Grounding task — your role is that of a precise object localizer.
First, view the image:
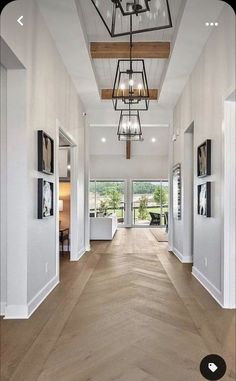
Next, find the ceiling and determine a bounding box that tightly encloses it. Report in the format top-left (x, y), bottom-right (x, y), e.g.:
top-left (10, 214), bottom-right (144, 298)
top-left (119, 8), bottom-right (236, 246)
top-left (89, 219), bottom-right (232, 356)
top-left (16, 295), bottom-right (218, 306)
top-left (89, 126), bottom-right (169, 156)
top-left (78, 0), bottom-right (183, 42)
top-left (78, 0), bottom-right (184, 91)
top-left (37, 0), bottom-right (224, 155)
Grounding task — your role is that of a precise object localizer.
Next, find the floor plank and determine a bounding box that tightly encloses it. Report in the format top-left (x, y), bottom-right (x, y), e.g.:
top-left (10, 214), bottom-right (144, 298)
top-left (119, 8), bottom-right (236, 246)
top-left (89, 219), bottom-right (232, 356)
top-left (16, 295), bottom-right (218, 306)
top-left (1, 229), bottom-right (235, 381)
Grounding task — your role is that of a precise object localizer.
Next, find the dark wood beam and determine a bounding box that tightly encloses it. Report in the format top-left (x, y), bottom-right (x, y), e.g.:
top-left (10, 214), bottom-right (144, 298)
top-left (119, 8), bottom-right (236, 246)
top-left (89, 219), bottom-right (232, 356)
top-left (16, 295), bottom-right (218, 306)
top-left (126, 141), bottom-right (131, 160)
top-left (101, 89), bottom-right (158, 100)
top-left (91, 42), bottom-right (170, 59)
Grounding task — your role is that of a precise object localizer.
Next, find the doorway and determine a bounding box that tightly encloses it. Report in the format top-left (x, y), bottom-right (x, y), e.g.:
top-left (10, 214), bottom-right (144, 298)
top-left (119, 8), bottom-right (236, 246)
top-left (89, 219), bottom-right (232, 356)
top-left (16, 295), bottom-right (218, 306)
top-left (223, 90), bottom-right (236, 308)
top-left (183, 122), bottom-right (194, 262)
top-left (57, 127), bottom-right (76, 272)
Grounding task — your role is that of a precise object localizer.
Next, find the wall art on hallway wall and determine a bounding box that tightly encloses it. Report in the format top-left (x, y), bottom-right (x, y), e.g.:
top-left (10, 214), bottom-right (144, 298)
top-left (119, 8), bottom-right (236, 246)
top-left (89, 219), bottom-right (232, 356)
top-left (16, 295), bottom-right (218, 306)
top-left (38, 179), bottom-right (54, 219)
top-left (38, 130), bottom-right (54, 175)
top-left (173, 163), bottom-right (181, 220)
top-left (197, 139), bottom-right (211, 177)
top-left (197, 182), bottom-right (211, 217)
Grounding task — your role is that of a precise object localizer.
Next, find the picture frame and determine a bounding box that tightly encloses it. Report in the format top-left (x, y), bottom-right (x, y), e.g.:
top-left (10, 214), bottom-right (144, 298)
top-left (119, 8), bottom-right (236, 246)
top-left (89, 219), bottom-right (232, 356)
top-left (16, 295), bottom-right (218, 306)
top-left (173, 163), bottom-right (181, 220)
top-left (197, 139), bottom-right (211, 177)
top-left (198, 182), bottom-right (211, 217)
top-left (38, 179), bottom-right (54, 219)
top-left (38, 130), bottom-right (54, 175)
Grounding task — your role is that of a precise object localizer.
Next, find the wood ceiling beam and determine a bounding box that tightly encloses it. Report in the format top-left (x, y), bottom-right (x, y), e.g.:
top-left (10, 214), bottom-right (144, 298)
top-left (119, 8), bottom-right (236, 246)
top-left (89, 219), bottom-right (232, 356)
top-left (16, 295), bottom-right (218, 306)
top-left (91, 42), bottom-right (170, 59)
top-left (101, 89), bottom-right (158, 100)
top-left (126, 141), bottom-right (131, 160)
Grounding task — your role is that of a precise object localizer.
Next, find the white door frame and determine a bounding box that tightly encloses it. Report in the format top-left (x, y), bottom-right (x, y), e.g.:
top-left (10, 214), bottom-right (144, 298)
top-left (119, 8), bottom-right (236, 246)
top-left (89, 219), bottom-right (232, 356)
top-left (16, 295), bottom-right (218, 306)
top-left (222, 88), bottom-right (236, 308)
top-left (0, 65), bottom-right (7, 315)
top-left (56, 120), bottom-right (77, 271)
top-left (182, 122), bottom-right (194, 263)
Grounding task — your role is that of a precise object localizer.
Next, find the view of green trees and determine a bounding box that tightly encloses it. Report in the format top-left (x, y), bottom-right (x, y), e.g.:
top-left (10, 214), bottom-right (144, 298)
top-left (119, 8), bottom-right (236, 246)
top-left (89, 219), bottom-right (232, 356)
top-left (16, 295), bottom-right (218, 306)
top-left (90, 182), bottom-right (123, 196)
top-left (106, 187), bottom-right (121, 213)
top-left (133, 182), bottom-right (157, 194)
top-left (90, 181), bottom-right (166, 195)
top-left (90, 181), bottom-right (169, 222)
top-left (138, 195), bottom-right (149, 220)
top-left (96, 186), bottom-right (122, 215)
top-left (153, 185), bottom-right (168, 206)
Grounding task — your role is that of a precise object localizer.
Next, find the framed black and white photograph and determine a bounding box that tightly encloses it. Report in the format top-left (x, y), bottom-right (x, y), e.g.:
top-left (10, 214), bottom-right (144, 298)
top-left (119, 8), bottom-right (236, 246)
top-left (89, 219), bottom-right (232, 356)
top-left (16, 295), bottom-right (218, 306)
top-left (38, 179), bottom-right (54, 219)
top-left (198, 182), bottom-right (211, 217)
top-left (173, 163), bottom-right (181, 220)
top-left (197, 139), bottom-right (211, 177)
top-left (38, 130), bottom-right (54, 175)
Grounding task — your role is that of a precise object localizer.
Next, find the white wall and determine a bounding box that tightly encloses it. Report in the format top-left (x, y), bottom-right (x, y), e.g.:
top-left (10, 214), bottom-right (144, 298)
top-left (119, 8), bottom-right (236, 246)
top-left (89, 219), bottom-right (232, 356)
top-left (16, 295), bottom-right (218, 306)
top-left (0, 65), bottom-right (7, 315)
top-left (90, 126), bottom-right (169, 180)
top-left (1, 0), bottom-right (86, 318)
top-left (170, 4), bottom-right (235, 305)
top-left (90, 155), bottom-right (168, 180)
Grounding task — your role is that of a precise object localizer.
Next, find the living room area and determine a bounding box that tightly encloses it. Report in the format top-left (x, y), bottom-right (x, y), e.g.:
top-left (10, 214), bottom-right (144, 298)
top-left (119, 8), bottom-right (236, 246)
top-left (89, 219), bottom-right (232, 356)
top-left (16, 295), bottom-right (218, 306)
top-left (89, 125), bottom-right (170, 241)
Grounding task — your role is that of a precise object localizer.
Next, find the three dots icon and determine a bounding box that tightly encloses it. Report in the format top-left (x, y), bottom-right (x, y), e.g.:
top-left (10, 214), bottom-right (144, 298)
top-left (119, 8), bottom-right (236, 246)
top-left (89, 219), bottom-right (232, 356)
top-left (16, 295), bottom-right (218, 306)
top-left (205, 22), bottom-right (219, 26)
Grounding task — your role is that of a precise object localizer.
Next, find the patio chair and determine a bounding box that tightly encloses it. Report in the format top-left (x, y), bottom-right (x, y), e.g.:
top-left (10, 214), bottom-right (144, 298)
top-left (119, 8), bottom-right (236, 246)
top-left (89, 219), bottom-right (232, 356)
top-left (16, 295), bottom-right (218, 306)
top-left (149, 212), bottom-right (161, 226)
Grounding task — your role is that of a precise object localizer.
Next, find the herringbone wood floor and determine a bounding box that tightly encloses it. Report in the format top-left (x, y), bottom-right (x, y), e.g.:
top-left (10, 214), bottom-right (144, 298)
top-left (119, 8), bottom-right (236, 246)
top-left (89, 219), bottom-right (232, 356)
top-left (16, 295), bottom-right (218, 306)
top-left (1, 229), bottom-right (235, 380)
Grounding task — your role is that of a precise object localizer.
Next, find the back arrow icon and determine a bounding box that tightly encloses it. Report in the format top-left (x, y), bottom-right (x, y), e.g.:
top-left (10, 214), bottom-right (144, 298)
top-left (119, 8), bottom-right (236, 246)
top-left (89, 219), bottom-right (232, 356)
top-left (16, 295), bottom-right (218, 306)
top-left (17, 16), bottom-right (24, 26)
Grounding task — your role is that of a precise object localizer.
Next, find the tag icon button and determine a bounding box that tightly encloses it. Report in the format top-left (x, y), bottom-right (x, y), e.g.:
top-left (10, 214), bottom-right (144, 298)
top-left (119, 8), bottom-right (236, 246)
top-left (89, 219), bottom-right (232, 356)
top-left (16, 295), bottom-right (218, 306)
top-left (208, 363), bottom-right (218, 373)
top-left (200, 354), bottom-right (226, 380)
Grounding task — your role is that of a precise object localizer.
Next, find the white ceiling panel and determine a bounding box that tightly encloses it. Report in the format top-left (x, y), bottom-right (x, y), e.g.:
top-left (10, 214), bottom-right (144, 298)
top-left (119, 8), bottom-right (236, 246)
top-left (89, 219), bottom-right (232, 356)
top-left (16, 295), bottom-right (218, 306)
top-left (93, 58), bottom-right (167, 89)
top-left (37, 0), bottom-right (225, 131)
top-left (89, 126), bottom-right (169, 156)
top-left (78, 0), bottom-right (184, 42)
top-left (78, 0), bottom-right (185, 93)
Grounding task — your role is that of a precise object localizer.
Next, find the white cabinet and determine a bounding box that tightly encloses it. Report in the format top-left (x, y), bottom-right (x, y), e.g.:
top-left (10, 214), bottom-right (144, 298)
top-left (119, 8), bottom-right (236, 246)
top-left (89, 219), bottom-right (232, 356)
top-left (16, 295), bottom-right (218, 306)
top-left (90, 215), bottom-right (118, 240)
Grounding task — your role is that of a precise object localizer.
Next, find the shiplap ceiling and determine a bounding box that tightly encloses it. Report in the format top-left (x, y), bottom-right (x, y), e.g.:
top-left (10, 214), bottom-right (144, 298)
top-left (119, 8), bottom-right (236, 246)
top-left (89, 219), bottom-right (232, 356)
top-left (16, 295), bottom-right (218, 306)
top-left (94, 58), bottom-right (166, 89)
top-left (79, 0), bottom-right (183, 42)
top-left (37, 0), bottom-right (224, 127)
top-left (79, 0), bottom-right (184, 91)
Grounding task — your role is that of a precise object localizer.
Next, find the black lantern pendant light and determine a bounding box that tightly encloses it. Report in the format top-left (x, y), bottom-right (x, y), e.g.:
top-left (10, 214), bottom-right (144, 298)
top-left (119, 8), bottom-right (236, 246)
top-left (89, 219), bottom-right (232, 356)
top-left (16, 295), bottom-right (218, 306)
top-left (90, 0), bottom-right (172, 37)
top-left (112, 16), bottom-right (149, 111)
top-left (117, 0), bottom-right (150, 15)
top-left (112, 58), bottom-right (150, 111)
top-left (117, 108), bottom-right (143, 141)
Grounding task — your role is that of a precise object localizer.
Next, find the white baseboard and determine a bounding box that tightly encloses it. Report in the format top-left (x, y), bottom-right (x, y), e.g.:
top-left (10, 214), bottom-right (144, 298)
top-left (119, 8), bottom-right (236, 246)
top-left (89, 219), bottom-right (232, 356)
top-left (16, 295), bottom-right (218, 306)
top-left (27, 275), bottom-right (59, 317)
top-left (71, 247), bottom-right (86, 262)
top-left (172, 247), bottom-right (193, 263)
top-left (4, 304), bottom-right (29, 319)
top-left (0, 302), bottom-right (6, 316)
top-left (168, 244), bottom-right (173, 252)
top-left (192, 266), bottom-right (223, 307)
top-left (4, 275), bottom-right (59, 319)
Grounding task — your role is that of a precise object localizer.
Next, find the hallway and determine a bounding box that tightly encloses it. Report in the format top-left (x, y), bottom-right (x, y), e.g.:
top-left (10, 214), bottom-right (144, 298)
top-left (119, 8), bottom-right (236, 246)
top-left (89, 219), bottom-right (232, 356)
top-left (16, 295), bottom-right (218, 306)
top-left (2, 229), bottom-right (235, 381)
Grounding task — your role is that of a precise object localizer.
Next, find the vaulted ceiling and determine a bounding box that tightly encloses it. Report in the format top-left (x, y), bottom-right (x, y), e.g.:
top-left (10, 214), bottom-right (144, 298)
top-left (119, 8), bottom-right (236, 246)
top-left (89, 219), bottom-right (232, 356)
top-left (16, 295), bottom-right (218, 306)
top-left (78, 0), bottom-right (183, 98)
top-left (37, 0), bottom-right (224, 157)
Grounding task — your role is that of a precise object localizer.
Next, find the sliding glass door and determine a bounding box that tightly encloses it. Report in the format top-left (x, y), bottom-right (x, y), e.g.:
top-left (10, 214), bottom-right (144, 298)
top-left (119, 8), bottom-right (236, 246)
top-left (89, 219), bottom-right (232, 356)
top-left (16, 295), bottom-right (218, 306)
top-left (132, 180), bottom-right (169, 227)
top-left (89, 180), bottom-right (126, 225)
top-left (89, 179), bottom-right (168, 229)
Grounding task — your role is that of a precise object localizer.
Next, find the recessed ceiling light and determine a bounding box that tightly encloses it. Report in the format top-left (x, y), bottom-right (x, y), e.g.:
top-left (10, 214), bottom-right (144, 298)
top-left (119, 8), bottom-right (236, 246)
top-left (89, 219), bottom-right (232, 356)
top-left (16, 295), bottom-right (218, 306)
top-left (205, 22), bottom-right (210, 26)
top-left (151, 137), bottom-right (156, 143)
top-left (215, 22), bottom-right (219, 26)
top-left (101, 137), bottom-right (106, 143)
top-left (210, 22), bottom-right (214, 26)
